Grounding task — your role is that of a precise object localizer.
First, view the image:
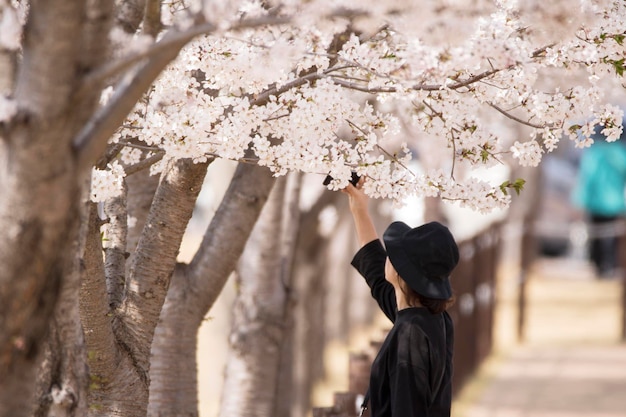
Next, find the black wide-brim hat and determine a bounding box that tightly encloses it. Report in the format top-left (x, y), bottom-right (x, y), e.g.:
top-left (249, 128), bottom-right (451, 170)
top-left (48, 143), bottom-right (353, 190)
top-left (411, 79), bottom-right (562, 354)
top-left (383, 221), bottom-right (459, 300)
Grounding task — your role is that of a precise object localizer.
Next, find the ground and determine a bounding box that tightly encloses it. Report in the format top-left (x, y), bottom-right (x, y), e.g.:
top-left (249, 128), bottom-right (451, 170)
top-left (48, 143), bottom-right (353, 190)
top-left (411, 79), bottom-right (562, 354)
top-left (454, 256), bottom-right (626, 417)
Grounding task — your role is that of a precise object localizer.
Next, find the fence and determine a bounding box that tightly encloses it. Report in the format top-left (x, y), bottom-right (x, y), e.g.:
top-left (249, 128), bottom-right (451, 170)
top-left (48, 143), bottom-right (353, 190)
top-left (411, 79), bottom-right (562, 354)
top-left (312, 223), bottom-right (502, 417)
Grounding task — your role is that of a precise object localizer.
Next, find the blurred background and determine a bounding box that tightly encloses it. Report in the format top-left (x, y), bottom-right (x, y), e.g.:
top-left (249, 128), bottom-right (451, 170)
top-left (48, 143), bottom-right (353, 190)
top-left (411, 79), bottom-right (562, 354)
top-left (180, 134), bottom-right (626, 416)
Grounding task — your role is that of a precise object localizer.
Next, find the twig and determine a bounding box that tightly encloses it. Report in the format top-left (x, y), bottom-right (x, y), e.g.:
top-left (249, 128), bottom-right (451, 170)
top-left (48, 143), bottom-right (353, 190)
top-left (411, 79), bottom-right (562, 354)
top-left (345, 119), bottom-right (417, 177)
top-left (450, 130), bottom-right (456, 181)
top-left (331, 78), bottom-right (398, 93)
top-left (487, 102), bottom-right (549, 129)
top-left (124, 151), bottom-right (166, 176)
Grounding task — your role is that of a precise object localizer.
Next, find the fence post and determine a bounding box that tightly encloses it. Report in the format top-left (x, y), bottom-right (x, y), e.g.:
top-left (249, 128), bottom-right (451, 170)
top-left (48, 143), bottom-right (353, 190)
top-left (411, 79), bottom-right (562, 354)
top-left (448, 238), bottom-right (477, 393)
top-left (348, 352), bottom-right (371, 417)
top-left (312, 407), bottom-right (334, 417)
top-left (333, 392), bottom-right (358, 416)
top-left (618, 220), bottom-right (626, 341)
top-left (474, 225), bottom-right (499, 365)
top-left (517, 218), bottom-right (536, 343)
top-left (348, 352), bottom-right (370, 396)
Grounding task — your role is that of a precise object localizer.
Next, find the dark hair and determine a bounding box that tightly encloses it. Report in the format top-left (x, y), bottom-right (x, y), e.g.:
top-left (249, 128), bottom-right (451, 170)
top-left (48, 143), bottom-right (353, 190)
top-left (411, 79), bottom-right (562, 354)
top-left (399, 279), bottom-right (455, 314)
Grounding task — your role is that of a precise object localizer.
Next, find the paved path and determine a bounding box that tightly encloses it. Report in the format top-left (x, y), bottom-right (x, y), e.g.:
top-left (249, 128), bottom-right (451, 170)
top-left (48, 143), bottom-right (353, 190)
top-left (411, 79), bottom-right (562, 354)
top-left (453, 257), bottom-right (626, 417)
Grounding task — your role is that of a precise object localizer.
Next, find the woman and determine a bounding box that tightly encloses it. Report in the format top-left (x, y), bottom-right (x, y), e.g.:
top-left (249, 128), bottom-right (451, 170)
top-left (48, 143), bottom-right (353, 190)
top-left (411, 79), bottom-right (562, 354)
top-left (343, 179), bottom-right (458, 417)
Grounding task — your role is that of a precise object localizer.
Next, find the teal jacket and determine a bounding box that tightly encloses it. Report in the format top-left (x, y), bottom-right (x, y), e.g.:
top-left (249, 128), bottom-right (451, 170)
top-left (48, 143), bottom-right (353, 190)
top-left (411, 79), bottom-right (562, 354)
top-left (573, 140), bottom-right (626, 216)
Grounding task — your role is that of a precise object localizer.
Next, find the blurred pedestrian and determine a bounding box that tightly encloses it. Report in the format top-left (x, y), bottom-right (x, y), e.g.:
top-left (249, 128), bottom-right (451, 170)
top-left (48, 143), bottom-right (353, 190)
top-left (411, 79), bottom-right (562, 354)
top-left (342, 178), bottom-right (458, 417)
top-left (573, 124), bottom-right (626, 278)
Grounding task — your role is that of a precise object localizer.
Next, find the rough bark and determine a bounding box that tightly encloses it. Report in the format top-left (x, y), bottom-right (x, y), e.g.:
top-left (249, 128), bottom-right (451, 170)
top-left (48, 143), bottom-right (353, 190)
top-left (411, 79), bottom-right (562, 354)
top-left (116, 0), bottom-right (147, 33)
top-left (273, 173), bottom-right (303, 417)
top-left (79, 203), bottom-right (131, 416)
top-left (104, 187), bottom-right (129, 309)
top-left (0, 2), bottom-right (89, 415)
top-left (0, 0), bottom-right (16, 95)
top-left (146, 265), bottom-right (201, 417)
top-left (282, 190), bottom-right (342, 417)
top-left (0, 2), bottom-right (116, 413)
top-left (219, 176), bottom-right (290, 417)
top-left (187, 162), bottom-right (277, 315)
top-left (125, 168), bottom-right (160, 273)
top-left (147, 161), bottom-right (276, 416)
top-left (143, 0), bottom-right (162, 37)
top-left (82, 158), bottom-right (207, 417)
top-left (33, 190), bottom-right (91, 417)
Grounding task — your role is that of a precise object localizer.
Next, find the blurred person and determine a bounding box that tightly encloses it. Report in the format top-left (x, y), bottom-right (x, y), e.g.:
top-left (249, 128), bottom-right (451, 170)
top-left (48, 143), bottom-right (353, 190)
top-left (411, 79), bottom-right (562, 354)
top-left (342, 178), bottom-right (458, 417)
top-left (573, 124), bottom-right (626, 278)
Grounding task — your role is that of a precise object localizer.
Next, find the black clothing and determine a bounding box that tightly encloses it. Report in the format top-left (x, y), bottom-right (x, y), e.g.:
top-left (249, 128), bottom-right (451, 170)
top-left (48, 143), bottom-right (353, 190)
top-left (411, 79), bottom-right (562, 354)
top-left (351, 239), bottom-right (454, 417)
top-left (589, 214), bottom-right (619, 277)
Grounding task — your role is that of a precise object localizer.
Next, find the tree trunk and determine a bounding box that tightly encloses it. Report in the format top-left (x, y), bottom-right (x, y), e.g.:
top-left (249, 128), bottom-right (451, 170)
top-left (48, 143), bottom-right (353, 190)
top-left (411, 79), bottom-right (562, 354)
top-left (146, 265), bottom-right (202, 417)
top-left (272, 173), bottom-right (303, 417)
top-left (75, 158), bottom-right (207, 417)
top-left (282, 191), bottom-right (341, 417)
top-left (33, 191), bottom-right (91, 417)
top-left (147, 162), bottom-right (276, 416)
top-left (0, 1), bottom-right (90, 413)
top-left (218, 176), bottom-right (292, 417)
top-left (0, 2), bottom-right (118, 414)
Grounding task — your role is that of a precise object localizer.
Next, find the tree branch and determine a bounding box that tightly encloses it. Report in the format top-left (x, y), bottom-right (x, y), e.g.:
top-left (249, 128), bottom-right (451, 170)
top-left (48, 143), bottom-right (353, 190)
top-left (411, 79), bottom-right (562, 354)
top-left (14, 0), bottom-right (84, 117)
top-left (115, 0), bottom-right (146, 33)
top-left (73, 34), bottom-right (192, 173)
top-left (251, 71), bottom-right (327, 106)
top-left (0, 49), bottom-right (16, 96)
top-left (142, 0), bottom-right (161, 38)
top-left (487, 102), bottom-right (549, 129)
top-left (330, 42), bottom-right (556, 96)
top-left (103, 186), bottom-right (129, 309)
top-left (78, 0), bottom-right (114, 75)
top-left (124, 150), bottom-right (165, 175)
top-left (116, 157), bottom-right (209, 374)
top-left (80, 13), bottom-right (297, 92)
top-left (332, 68), bottom-right (503, 94)
top-left (73, 11), bottom-right (304, 175)
top-left (79, 203), bottom-right (120, 397)
top-left (187, 161), bottom-right (276, 318)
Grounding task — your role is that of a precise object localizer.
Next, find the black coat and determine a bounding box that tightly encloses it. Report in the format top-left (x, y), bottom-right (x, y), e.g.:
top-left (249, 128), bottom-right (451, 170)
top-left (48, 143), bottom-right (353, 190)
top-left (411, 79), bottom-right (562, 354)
top-left (351, 239), bottom-right (454, 417)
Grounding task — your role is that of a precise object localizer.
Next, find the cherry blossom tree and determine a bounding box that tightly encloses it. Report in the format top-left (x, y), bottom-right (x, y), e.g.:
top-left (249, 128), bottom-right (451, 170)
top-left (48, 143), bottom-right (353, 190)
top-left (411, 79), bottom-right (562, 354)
top-left (0, 0), bottom-right (625, 416)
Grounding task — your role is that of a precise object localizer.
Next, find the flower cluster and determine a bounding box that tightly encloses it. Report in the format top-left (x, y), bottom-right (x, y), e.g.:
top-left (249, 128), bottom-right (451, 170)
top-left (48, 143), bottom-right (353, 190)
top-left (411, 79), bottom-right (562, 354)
top-left (89, 0), bottom-right (626, 212)
top-left (90, 161), bottom-right (126, 203)
top-left (0, 95), bottom-right (17, 123)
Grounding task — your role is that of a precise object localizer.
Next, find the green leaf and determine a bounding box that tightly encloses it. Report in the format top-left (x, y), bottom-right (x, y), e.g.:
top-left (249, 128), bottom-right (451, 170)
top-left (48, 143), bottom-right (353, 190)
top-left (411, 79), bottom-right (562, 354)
top-left (499, 180), bottom-right (510, 196)
top-left (568, 124), bottom-right (582, 134)
top-left (612, 58), bottom-right (625, 76)
top-left (499, 178), bottom-right (526, 196)
top-left (512, 178), bottom-right (526, 195)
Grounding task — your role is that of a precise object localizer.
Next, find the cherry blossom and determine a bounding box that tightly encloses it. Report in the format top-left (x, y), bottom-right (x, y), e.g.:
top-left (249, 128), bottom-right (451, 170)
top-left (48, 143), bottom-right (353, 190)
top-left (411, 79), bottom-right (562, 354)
top-left (86, 0), bottom-right (626, 212)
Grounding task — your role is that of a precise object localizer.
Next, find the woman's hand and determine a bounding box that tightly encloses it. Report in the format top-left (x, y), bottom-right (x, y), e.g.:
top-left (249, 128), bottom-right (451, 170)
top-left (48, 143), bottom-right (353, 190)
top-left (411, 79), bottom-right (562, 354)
top-left (342, 177), bottom-right (378, 246)
top-left (341, 176), bottom-right (369, 214)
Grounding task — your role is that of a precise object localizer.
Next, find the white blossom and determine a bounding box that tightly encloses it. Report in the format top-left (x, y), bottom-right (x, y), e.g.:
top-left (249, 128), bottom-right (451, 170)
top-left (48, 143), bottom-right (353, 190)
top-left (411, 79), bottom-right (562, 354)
top-left (87, 0), bottom-right (626, 213)
top-left (90, 162), bottom-right (126, 203)
top-left (0, 5), bottom-right (21, 50)
top-left (510, 140), bottom-right (543, 167)
top-left (0, 95), bottom-right (17, 122)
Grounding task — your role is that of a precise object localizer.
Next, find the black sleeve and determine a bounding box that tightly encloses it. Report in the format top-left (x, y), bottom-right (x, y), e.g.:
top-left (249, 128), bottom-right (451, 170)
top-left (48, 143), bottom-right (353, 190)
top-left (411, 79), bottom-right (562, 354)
top-left (351, 239), bottom-right (397, 322)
